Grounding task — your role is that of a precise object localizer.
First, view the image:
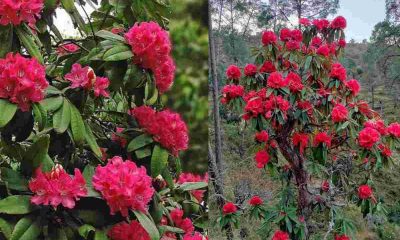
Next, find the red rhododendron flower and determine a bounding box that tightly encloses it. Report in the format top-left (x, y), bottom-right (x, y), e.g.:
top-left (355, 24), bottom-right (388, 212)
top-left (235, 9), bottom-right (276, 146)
top-left (221, 84), bottom-right (244, 104)
top-left (338, 39), bottom-right (347, 48)
top-left (244, 64), bottom-right (258, 76)
top-left (262, 30), bottom-right (277, 45)
top-left (345, 79), bottom-right (360, 96)
top-left (330, 62), bottom-right (347, 82)
top-left (222, 202), bottom-right (237, 215)
top-left (108, 221), bottom-right (150, 240)
top-left (265, 95), bottom-right (290, 117)
top-left (317, 44), bottom-right (330, 57)
top-left (311, 36), bottom-right (322, 47)
top-left (286, 40), bottom-right (300, 51)
top-left (111, 27), bottom-right (125, 34)
top-left (177, 173), bottom-right (208, 202)
top-left (65, 63), bottom-right (110, 98)
top-left (299, 18), bottom-right (310, 26)
top-left (0, 53), bottom-right (48, 111)
top-left (57, 43), bottom-right (80, 56)
top-left (331, 16), bottom-right (347, 29)
top-left (111, 127), bottom-right (127, 147)
top-left (331, 103), bottom-right (348, 123)
top-left (287, 72), bottom-right (303, 92)
top-left (378, 144), bottom-right (392, 157)
top-left (260, 61), bottom-right (276, 73)
top-left (125, 21), bottom-right (175, 93)
top-left (254, 150), bottom-right (269, 168)
top-left (358, 127), bottom-right (380, 149)
top-left (244, 97), bottom-right (264, 118)
top-left (0, 0), bottom-right (43, 27)
top-left (387, 122), bottom-right (400, 138)
top-left (29, 164), bottom-right (87, 209)
top-left (280, 28), bottom-right (292, 41)
top-left (335, 234), bottom-right (350, 240)
top-left (314, 132), bottom-right (332, 147)
top-left (312, 19), bottom-right (330, 31)
top-left (297, 100), bottom-right (313, 116)
top-left (321, 180), bottom-right (330, 192)
top-left (267, 72), bottom-right (289, 89)
top-left (364, 120), bottom-right (387, 135)
top-left (358, 185), bottom-right (372, 199)
top-left (226, 65), bottom-right (241, 80)
top-left (92, 156), bottom-right (155, 216)
top-left (183, 232), bottom-right (208, 240)
top-left (171, 208), bottom-right (195, 233)
top-left (130, 106), bottom-right (189, 156)
top-left (249, 196), bottom-right (263, 206)
top-left (291, 29), bottom-right (303, 42)
top-left (292, 132), bottom-right (309, 154)
top-left (272, 230), bottom-right (289, 240)
top-left (255, 130), bottom-right (269, 143)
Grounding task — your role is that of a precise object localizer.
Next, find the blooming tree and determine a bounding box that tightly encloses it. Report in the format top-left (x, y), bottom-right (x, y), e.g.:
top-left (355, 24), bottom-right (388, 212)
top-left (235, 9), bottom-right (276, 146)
top-left (220, 16), bottom-right (400, 239)
top-left (0, 0), bottom-right (207, 239)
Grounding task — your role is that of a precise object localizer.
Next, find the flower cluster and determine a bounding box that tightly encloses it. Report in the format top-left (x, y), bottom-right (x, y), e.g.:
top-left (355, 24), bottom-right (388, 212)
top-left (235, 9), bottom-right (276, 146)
top-left (65, 63), bottom-right (110, 98)
top-left (130, 106), bottom-right (188, 156)
top-left (92, 156), bottom-right (155, 217)
top-left (125, 21), bottom-right (175, 93)
top-left (387, 122), bottom-right (400, 138)
top-left (177, 172), bottom-right (208, 202)
top-left (292, 132), bottom-right (309, 154)
top-left (287, 72), bottom-right (303, 92)
top-left (345, 79), bottom-right (360, 96)
top-left (221, 84), bottom-right (244, 104)
top-left (272, 230), bottom-right (289, 240)
top-left (222, 202), bottom-right (237, 215)
top-left (254, 150), bottom-right (269, 168)
top-left (0, 53), bottom-right (48, 111)
top-left (280, 28), bottom-right (303, 51)
top-left (255, 130), bottom-right (269, 143)
top-left (29, 164), bottom-right (87, 209)
top-left (358, 127), bottom-right (380, 149)
top-left (56, 43), bottom-right (80, 56)
top-left (330, 62), bottom-right (347, 82)
top-left (262, 30), bottom-right (277, 45)
top-left (225, 65), bottom-right (241, 80)
top-left (0, 0), bottom-right (43, 27)
top-left (244, 64), bottom-right (258, 76)
top-left (249, 196), bottom-right (263, 206)
top-left (314, 132), bottom-right (332, 148)
top-left (331, 103), bottom-right (348, 123)
top-left (358, 185), bottom-right (373, 200)
top-left (170, 208), bottom-right (195, 234)
top-left (267, 72), bottom-right (289, 89)
top-left (335, 234), bottom-right (350, 240)
top-left (108, 221), bottom-right (150, 240)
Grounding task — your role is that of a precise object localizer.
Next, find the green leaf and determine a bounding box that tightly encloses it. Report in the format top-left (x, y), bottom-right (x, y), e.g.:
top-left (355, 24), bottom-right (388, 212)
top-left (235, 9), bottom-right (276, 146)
top-left (94, 230), bottom-right (108, 240)
top-left (151, 145), bottom-right (169, 177)
top-left (103, 45), bottom-right (133, 61)
top-left (70, 104), bottom-right (86, 145)
top-left (304, 56), bottom-right (312, 71)
top-left (179, 182), bottom-right (208, 191)
top-left (1, 167), bottom-right (28, 191)
top-left (127, 134), bottom-right (153, 152)
top-left (78, 224), bottom-right (95, 239)
top-left (10, 216), bottom-right (41, 240)
top-left (0, 25), bottom-right (13, 58)
top-left (135, 147), bottom-right (152, 159)
top-left (0, 99), bottom-right (17, 128)
top-left (96, 30), bottom-right (126, 42)
top-left (84, 122), bottom-right (102, 158)
top-left (32, 103), bottom-right (47, 131)
top-left (53, 99), bottom-right (71, 133)
top-left (0, 196), bottom-right (35, 214)
top-left (15, 26), bottom-right (43, 64)
top-left (82, 165), bottom-right (100, 198)
top-left (133, 211), bottom-right (160, 240)
top-left (40, 96), bottom-right (63, 112)
top-left (0, 217), bottom-right (12, 239)
top-left (45, 86), bottom-right (63, 96)
top-left (22, 134), bottom-right (53, 174)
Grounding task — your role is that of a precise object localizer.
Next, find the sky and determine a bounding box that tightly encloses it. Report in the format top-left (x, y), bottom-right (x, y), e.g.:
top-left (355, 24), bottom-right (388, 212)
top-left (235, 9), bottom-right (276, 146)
top-left (54, 0), bottom-right (387, 42)
top-left (336, 0), bottom-right (386, 42)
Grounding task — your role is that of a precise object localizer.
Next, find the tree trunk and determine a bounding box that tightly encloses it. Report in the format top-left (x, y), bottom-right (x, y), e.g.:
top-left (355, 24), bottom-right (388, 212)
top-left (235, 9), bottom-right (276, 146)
top-left (209, 0), bottom-right (224, 174)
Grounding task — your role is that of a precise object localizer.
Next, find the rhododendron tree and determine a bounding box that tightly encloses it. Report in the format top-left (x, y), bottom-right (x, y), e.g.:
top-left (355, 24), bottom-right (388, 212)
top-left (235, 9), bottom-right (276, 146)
top-left (220, 16), bottom-right (400, 239)
top-left (0, 1), bottom-right (207, 239)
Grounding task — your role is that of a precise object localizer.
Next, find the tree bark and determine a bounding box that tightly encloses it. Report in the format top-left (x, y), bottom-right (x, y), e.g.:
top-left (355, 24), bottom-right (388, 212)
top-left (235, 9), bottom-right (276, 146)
top-left (209, 0), bottom-right (224, 174)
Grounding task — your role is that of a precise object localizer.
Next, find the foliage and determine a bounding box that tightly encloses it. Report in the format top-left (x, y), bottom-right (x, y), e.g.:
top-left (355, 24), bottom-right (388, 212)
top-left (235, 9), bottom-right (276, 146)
top-left (0, 0), bottom-right (207, 239)
top-left (219, 15), bottom-right (400, 239)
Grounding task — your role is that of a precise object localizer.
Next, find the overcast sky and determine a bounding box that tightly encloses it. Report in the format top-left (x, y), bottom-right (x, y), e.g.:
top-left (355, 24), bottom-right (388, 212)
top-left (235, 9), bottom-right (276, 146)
top-left (337, 0), bottom-right (386, 42)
